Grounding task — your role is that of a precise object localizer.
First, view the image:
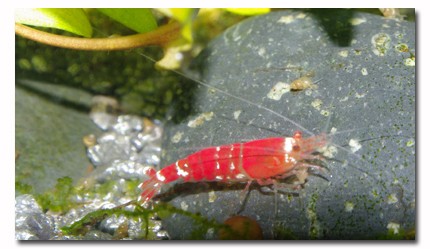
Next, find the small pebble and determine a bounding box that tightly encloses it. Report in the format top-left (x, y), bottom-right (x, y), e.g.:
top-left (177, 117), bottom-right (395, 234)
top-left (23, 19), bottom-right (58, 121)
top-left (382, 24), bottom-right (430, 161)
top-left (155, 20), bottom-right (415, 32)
top-left (83, 134), bottom-right (97, 147)
top-left (219, 216), bottom-right (263, 240)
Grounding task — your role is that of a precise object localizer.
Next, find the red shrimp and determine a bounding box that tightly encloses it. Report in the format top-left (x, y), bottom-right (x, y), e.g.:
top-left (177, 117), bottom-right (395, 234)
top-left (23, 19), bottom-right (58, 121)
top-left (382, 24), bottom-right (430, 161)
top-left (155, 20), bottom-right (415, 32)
top-left (134, 52), bottom-right (411, 208)
top-left (138, 130), bottom-right (327, 204)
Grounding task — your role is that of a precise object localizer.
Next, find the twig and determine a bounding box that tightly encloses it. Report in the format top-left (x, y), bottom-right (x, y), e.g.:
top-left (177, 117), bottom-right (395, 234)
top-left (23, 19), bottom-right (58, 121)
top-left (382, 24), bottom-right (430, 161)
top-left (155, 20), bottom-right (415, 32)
top-left (15, 21), bottom-right (181, 51)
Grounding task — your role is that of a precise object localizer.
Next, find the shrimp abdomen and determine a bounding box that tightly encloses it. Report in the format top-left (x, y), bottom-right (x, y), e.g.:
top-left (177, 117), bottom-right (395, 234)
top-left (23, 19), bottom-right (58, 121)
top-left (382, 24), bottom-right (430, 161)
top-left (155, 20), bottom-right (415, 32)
top-left (241, 137), bottom-right (297, 178)
top-left (183, 143), bottom-right (247, 181)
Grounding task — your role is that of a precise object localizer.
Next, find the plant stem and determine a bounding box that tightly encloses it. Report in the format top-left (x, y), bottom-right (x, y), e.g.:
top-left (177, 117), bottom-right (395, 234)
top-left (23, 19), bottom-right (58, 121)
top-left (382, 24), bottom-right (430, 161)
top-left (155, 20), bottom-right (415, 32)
top-left (15, 21), bottom-right (181, 51)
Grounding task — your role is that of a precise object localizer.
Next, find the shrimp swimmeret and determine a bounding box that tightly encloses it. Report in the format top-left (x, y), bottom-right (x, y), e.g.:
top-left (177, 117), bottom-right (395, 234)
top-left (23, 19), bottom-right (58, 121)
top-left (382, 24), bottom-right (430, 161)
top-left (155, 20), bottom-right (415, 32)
top-left (135, 47), bottom-right (415, 238)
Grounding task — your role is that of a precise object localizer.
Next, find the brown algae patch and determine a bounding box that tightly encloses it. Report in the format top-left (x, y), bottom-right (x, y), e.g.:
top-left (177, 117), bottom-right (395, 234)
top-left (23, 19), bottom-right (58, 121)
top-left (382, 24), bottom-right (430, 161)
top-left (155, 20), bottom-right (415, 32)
top-left (371, 33), bottom-right (391, 56)
top-left (188, 112), bottom-right (214, 128)
top-left (277, 15), bottom-right (295, 24)
top-left (311, 99), bottom-right (323, 110)
top-left (171, 131), bottom-right (184, 143)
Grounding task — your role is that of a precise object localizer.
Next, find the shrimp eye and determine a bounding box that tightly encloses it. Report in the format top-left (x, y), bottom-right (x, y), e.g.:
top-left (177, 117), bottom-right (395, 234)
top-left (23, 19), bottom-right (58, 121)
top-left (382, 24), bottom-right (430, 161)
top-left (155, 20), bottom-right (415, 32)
top-left (293, 145), bottom-right (300, 151)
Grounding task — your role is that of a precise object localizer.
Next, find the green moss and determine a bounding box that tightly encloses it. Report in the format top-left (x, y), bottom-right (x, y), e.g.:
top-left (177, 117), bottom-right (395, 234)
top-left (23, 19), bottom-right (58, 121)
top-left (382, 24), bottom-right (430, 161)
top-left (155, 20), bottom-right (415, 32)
top-left (15, 181), bottom-right (35, 196)
top-left (273, 225), bottom-right (298, 240)
top-left (35, 176), bottom-right (77, 213)
top-left (16, 177), bottom-right (243, 240)
top-left (60, 201), bottom-right (155, 239)
top-left (372, 227), bottom-right (415, 240)
top-left (62, 201), bottom-right (234, 240)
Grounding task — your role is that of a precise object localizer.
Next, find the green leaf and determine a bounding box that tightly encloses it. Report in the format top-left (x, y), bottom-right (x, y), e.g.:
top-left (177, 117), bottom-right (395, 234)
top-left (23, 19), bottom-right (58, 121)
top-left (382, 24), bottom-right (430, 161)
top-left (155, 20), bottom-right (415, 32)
top-left (170, 8), bottom-right (198, 42)
top-left (97, 8), bottom-right (157, 34)
top-left (150, 8), bottom-right (198, 70)
top-left (224, 8), bottom-right (271, 16)
top-left (155, 8), bottom-right (198, 42)
top-left (15, 8), bottom-right (92, 38)
top-left (155, 36), bottom-right (192, 70)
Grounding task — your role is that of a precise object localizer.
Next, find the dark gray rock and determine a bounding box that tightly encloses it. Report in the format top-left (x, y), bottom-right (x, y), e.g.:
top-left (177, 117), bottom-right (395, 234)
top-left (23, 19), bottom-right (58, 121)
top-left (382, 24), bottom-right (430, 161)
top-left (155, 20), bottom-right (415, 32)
top-left (160, 10), bottom-right (415, 239)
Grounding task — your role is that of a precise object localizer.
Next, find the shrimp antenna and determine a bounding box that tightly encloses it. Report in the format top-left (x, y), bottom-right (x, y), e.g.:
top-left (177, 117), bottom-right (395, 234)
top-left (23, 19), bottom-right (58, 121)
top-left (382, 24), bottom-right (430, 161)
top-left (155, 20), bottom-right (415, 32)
top-left (326, 127), bottom-right (370, 138)
top-left (135, 51), bottom-right (315, 137)
top-left (327, 156), bottom-right (379, 182)
top-left (322, 97), bottom-right (336, 135)
top-left (358, 134), bottom-right (414, 143)
top-left (310, 79), bottom-right (323, 97)
top-left (328, 142), bottom-right (384, 183)
top-left (329, 127), bottom-right (414, 147)
top-left (313, 78), bottom-right (324, 84)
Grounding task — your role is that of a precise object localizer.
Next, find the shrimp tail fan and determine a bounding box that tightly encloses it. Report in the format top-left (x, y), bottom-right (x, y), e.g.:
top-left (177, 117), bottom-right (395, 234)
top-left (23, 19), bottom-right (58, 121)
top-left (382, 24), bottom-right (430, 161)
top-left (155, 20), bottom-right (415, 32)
top-left (139, 167), bottom-right (163, 204)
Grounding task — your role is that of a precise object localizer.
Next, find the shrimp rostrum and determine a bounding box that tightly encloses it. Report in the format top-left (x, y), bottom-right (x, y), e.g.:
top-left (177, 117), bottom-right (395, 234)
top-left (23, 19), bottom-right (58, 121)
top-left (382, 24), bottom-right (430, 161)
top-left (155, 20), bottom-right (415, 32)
top-left (138, 130), bottom-right (328, 204)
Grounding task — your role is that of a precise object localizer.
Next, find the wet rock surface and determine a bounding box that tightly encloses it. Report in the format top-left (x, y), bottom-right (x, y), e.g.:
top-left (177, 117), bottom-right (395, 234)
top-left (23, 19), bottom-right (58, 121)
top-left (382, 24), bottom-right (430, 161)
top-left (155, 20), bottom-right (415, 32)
top-left (160, 10), bottom-right (415, 239)
top-left (15, 80), bottom-right (100, 194)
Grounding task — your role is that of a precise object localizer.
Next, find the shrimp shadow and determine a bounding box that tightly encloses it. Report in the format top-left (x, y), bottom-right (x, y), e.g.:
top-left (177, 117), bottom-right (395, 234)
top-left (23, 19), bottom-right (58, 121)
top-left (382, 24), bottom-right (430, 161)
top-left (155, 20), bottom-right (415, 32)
top-left (152, 180), bottom-right (288, 215)
top-left (153, 181), bottom-right (248, 203)
top-left (152, 169), bottom-right (329, 214)
top-left (153, 155), bottom-right (332, 214)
